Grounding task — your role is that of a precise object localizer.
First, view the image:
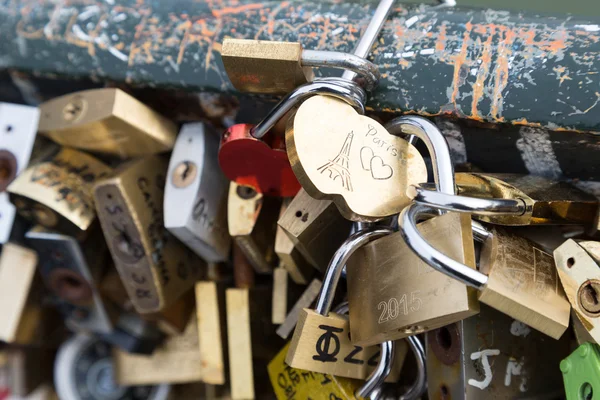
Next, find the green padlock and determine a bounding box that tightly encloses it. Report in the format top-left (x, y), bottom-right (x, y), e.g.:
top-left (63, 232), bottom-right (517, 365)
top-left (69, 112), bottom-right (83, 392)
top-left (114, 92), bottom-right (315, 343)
top-left (561, 343), bottom-right (600, 400)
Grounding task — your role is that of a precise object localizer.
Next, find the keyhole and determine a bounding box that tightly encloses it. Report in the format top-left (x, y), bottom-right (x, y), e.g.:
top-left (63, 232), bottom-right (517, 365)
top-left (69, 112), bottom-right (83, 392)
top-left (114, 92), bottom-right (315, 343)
top-left (172, 160), bottom-right (197, 188)
top-left (579, 281), bottom-right (600, 316)
top-left (580, 382), bottom-right (593, 400)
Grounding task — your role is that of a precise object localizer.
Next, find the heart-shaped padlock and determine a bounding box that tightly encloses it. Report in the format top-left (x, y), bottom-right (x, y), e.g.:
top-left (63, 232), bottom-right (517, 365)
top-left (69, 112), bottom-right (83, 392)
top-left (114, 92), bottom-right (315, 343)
top-left (286, 96), bottom-right (427, 221)
top-left (219, 124), bottom-right (301, 197)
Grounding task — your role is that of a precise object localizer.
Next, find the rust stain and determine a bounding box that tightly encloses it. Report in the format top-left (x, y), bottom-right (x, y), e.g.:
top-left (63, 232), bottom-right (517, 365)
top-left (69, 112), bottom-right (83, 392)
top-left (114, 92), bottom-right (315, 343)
top-left (490, 25), bottom-right (516, 121)
top-left (471, 26), bottom-right (494, 120)
top-left (435, 24), bottom-right (447, 53)
top-left (211, 4), bottom-right (263, 18)
top-left (450, 21), bottom-right (473, 106)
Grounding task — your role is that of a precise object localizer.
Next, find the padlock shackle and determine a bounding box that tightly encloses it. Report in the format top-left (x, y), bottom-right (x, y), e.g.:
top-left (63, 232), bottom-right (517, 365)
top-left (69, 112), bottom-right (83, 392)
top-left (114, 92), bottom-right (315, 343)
top-left (302, 50), bottom-right (380, 91)
top-left (407, 184), bottom-right (527, 216)
top-left (386, 116), bottom-right (455, 196)
top-left (356, 340), bottom-right (396, 398)
top-left (250, 77), bottom-right (366, 139)
top-left (399, 336), bottom-right (427, 400)
top-left (315, 227), bottom-right (393, 316)
top-left (399, 202), bottom-right (488, 289)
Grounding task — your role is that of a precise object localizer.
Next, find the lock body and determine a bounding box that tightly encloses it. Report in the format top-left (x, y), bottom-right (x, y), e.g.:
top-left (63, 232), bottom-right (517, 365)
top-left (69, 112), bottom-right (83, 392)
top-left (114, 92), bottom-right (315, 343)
top-left (25, 225), bottom-right (117, 335)
top-left (286, 308), bottom-right (407, 381)
top-left (228, 183), bottom-right (279, 274)
top-left (278, 189), bottom-right (352, 271)
top-left (0, 103), bottom-right (39, 243)
top-left (455, 173), bottom-right (598, 225)
top-left (561, 343), bottom-right (600, 400)
top-left (38, 88), bottom-right (177, 158)
top-left (221, 39), bottom-right (314, 94)
top-left (427, 303), bottom-right (571, 399)
top-left (8, 147), bottom-right (111, 237)
top-left (275, 198), bottom-right (313, 284)
top-left (347, 212), bottom-right (479, 346)
top-left (94, 156), bottom-right (205, 313)
top-left (164, 123), bottom-right (231, 262)
top-left (478, 226), bottom-right (570, 339)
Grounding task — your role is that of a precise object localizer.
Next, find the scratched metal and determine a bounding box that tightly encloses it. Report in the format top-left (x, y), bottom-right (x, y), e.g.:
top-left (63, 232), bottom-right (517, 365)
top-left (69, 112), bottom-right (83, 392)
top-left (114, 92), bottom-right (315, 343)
top-left (1, 0), bottom-right (600, 132)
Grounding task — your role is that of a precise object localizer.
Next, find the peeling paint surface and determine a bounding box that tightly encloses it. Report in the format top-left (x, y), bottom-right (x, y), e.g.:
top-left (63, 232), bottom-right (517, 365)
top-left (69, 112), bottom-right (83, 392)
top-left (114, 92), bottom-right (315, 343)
top-left (1, 0), bottom-right (600, 132)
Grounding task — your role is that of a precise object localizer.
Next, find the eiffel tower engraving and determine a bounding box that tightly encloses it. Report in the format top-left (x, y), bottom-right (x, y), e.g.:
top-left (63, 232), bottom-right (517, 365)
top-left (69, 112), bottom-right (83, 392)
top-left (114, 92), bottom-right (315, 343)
top-left (317, 131), bottom-right (354, 192)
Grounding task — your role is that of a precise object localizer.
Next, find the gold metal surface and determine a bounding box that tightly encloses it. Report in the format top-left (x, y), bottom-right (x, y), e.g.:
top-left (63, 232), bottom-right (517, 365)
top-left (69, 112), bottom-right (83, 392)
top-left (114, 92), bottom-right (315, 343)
top-left (277, 189), bottom-right (352, 271)
top-left (228, 183), bottom-right (279, 274)
top-left (8, 147), bottom-right (111, 237)
top-left (221, 38), bottom-right (314, 94)
top-left (286, 309), bottom-right (407, 381)
top-left (226, 288), bottom-right (255, 400)
top-left (287, 96), bottom-right (427, 221)
top-left (478, 226), bottom-right (570, 339)
top-left (455, 173), bottom-right (598, 225)
top-left (275, 198), bottom-right (313, 284)
top-left (346, 212), bottom-right (479, 347)
top-left (38, 88), bottom-right (177, 158)
top-left (554, 239), bottom-right (600, 343)
top-left (94, 156), bottom-right (205, 313)
top-left (196, 281), bottom-right (226, 385)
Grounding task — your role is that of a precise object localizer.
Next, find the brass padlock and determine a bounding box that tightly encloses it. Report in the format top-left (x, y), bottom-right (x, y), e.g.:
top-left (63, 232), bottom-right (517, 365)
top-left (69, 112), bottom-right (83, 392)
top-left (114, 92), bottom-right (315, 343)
top-left (409, 172), bottom-right (598, 225)
top-left (25, 225), bottom-right (118, 335)
top-left (8, 147), bottom-right (112, 238)
top-left (554, 239), bottom-right (600, 344)
top-left (275, 198), bottom-right (313, 284)
top-left (277, 189), bottom-right (352, 271)
top-left (94, 155), bottom-right (205, 313)
top-left (286, 230), bottom-right (407, 380)
top-left (164, 122), bottom-right (231, 262)
top-left (427, 303), bottom-right (571, 399)
top-left (227, 182), bottom-right (279, 274)
top-left (195, 281), bottom-right (226, 385)
top-left (347, 211), bottom-right (479, 346)
top-left (0, 103), bottom-right (39, 243)
top-left (38, 88), bottom-right (177, 158)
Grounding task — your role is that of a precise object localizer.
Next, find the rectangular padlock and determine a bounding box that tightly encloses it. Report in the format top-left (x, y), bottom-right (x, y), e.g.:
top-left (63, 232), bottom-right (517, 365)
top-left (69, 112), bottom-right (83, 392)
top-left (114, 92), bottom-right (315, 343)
top-left (346, 212), bottom-right (480, 346)
top-left (228, 182), bottom-right (279, 274)
top-left (195, 281), bottom-right (226, 385)
top-left (38, 88), bottom-right (177, 158)
top-left (94, 155), bottom-right (206, 313)
top-left (8, 147), bottom-right (112, 238)
top-left (25, 225), bottom-right (117, 335)
top-left (221, 38), bottom-right (314, 94)
top-left (226, 288), bottom-right (255, 400)
top-left (427, 303), bottom-right (570, 399)
top-left (0, 103), bottom-right (39, 243)
top-left (275, 198), bottom-right (313, 284)
top-left (164, 122), bottom-right (231, 262)
top-left (278, 189), bottom-right (352, 271)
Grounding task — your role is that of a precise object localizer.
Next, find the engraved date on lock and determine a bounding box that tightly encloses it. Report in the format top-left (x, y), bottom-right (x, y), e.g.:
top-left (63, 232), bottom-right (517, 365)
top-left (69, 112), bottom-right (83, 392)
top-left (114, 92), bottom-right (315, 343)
top-left (377, 292), bottom-right (422, 324)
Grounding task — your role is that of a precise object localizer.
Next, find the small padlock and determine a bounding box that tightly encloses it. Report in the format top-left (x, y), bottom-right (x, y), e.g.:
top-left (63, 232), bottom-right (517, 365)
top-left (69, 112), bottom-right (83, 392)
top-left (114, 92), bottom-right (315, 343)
top-left (55, 334), bottom-right (171, 400)
top-left (0, 103), bottom-right (39, 243)
top-left (195, 281), bottom-right (226, 385)
top-left (38, 88), bottom-right (177, 158)
top-left (409, 172), bottom-right (598, 225)
top-left (561, 343), bottom-right (600, 400)
top-left (25, 225), bottom-right (118, 335)
top-left (164, 122), bottom-right (231, 262)
top-left (286, 230), bottom-right (407, 381)
top-left (8, 147), bottom-right (112, 238)
top-left (554, 239), bottom-right (600, 344)
top-left (94, 155), bottom-right (205, 313)
top-left (275, 198), bottom-right (313, 284)
top-left (227, 182), bottom-right (279, 274)
top-left (428, 303), bottom-right (571, 399)
top-left (278, 188), bottom-right (352, 272)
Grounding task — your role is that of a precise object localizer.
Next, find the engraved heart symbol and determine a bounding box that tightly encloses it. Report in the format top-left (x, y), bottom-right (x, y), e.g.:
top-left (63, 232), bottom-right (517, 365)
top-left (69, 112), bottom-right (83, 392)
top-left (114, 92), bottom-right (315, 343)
top-left (370, 156), bottom-right (393, 180)
top-left (360, 147), bottom-right (374, 171)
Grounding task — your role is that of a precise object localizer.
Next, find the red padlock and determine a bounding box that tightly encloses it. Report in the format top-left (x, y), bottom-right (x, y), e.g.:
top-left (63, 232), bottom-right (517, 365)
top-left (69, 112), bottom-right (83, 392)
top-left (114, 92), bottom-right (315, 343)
top-left (218, 124), bottom-right (301, 198)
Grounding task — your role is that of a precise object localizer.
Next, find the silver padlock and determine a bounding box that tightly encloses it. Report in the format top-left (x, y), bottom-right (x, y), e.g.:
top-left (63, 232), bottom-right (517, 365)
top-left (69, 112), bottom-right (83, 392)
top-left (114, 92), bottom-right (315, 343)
top-left (0, 103), bottom-right (39, 243)
top-left (25, 225), bottom-right (117, 335)
top-left (164, 122), bottom-right (231, 262)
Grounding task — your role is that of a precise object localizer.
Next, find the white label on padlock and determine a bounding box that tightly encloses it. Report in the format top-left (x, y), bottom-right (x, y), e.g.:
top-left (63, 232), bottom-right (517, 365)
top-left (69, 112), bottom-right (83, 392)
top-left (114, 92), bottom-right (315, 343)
top-left (0, 103), bottom-right (40, 243)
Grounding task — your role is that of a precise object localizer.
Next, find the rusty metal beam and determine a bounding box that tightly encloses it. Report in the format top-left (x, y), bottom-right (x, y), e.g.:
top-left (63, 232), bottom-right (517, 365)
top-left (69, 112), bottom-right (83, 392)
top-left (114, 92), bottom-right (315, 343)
top-left (1, 0), bottom-right (600, 133)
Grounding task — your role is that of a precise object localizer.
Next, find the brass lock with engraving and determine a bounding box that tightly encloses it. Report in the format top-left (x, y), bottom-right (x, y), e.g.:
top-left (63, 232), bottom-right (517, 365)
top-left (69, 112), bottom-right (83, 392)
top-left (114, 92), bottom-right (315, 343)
top-left (94, 155), bottom-right (205, 313)
top-left (227, 182), bottom-right (279, 274)
top-left (164, 122), bottom-right (231, 263)
top-left (277, 189), bottom-right (352, 272)
top-left (38, 88), bottom-right (177, 159)
top-left (8, 147), bottom-right (112, 238)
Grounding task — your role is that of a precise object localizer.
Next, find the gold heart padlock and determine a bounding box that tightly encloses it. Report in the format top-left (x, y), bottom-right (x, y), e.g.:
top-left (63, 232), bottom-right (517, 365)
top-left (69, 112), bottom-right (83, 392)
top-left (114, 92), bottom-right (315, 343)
top-left (286, 96), bottom-right (427, 221)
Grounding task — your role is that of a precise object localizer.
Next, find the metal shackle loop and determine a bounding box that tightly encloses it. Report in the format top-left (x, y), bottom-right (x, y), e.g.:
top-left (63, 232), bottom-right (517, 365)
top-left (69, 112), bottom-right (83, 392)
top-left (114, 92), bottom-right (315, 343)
top-left (314, 227), bottom-right (393, 317)
top-left (407, 184), bottom-right (527, 216)
top-left (302, 50), bottom-right (380, 91)
top-left (356, 340), bottom-right (396, 399)
top-left (250, 77), bottom-right (367, 140)
top-left (386, 115), bottom-right (455, 196)
top-left (399, 336), bottom-right (427, 400)
top-left (399, 202), bottom-right (488, 289)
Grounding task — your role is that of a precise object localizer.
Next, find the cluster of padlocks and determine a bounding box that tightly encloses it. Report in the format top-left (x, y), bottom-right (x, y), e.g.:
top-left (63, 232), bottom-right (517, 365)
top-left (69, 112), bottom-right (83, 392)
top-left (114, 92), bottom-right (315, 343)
top-left (1, 0), bottom-right (600, 399)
